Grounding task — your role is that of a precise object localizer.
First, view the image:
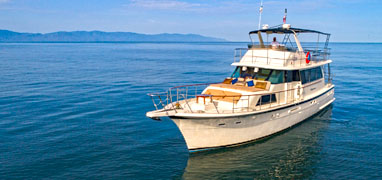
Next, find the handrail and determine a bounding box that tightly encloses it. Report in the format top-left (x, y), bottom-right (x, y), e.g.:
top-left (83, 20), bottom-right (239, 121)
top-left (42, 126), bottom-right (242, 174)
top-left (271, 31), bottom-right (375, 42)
top-left (148, 82), bottom-right (219, 96)
top-left (170, 82), bottom-right (219, 90)
top-left (147, 79), bottom-right (328, 114)
top-left (206, 80), bottom-right (322, 98)
top-left (149, 79), bottom-right (322, 97)
top-left (233, 46), bottom-right (330, 65)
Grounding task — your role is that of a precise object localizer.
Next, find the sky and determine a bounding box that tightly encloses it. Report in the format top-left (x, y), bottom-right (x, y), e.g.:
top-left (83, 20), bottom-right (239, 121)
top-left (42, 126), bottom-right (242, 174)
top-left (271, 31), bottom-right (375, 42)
top-left (0, 0), bottom-right (381, 42)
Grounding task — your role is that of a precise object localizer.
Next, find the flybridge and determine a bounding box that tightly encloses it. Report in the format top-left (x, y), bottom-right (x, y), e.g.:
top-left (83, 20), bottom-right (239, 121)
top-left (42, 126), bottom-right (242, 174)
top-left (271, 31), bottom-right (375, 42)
top-left (234, 24), bottom-right (332, 69)
top-left (248, 24), bottom-right (331, 52)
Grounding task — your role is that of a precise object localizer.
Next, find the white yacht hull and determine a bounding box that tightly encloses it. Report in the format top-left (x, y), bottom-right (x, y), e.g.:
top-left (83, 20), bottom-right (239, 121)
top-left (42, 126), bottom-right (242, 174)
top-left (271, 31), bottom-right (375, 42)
top-left (171, 88), bottom-right (335, 151)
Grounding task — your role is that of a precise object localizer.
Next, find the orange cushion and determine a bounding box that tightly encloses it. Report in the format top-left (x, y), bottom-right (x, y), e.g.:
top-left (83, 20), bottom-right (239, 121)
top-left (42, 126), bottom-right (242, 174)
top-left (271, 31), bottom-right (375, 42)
top-left (255, 82), bottom-right (267, 89)
top-left (222, 78), bottom-right (232, 84)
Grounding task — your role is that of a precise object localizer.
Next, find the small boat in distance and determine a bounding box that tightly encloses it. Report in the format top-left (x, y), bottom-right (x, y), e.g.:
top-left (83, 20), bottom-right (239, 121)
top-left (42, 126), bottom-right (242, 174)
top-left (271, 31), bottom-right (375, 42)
top-left (146, 24), bottom-right (335, 152)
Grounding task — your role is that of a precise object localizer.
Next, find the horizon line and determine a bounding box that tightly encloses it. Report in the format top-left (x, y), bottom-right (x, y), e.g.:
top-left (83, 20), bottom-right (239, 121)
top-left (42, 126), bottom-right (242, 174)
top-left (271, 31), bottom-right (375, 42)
top-left (0, 41), bottom-right (381, 43)
top-left (1, 29), bottom-right (380, 43)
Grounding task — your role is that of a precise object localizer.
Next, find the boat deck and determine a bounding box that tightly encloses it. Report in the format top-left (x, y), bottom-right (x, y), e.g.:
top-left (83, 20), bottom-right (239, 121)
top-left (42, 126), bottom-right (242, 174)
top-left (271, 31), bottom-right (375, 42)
top-left (209, 83), bottom-right (265, 92)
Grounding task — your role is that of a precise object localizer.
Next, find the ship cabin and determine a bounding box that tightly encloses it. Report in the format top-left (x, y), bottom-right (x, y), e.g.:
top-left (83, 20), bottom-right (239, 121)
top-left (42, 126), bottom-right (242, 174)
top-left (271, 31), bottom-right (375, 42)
top-left (196, 25), bottom-right (333, 113)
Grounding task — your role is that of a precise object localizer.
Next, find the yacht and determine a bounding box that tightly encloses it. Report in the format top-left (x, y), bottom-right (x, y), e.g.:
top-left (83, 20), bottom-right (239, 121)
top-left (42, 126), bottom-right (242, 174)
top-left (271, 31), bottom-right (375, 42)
top-left (146, 24), bottom-right (335, 152)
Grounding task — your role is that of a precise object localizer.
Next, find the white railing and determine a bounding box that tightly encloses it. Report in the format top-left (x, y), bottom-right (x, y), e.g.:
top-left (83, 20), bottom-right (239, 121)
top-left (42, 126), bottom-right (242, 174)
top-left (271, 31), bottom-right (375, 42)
top-left (148, 80), bottom-right (327, 114)
top-left (233, 45), bottom-right (331, 67)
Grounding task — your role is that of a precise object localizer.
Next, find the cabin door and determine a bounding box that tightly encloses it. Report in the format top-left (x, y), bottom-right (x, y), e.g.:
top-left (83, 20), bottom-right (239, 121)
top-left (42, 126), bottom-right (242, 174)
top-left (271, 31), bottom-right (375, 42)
top-left (286, 82), bottom-right (295, 103)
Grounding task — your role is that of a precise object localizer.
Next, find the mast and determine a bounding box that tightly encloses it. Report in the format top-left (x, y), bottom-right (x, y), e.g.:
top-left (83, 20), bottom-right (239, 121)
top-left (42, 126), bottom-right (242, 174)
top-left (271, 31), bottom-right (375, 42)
top-left (258, 0), bottom-right (263, 30)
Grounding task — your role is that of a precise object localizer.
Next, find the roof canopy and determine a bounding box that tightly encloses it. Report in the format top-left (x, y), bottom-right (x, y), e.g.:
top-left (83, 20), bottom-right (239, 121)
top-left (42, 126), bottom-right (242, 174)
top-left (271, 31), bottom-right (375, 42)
top-left (249, 27), bottom-right (330, 36)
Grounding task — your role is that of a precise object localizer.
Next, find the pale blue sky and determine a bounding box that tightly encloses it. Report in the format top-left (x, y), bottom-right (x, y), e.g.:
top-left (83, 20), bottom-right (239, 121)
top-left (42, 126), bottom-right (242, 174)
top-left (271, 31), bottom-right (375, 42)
top-left (0, 0), bottom-right (381, 42)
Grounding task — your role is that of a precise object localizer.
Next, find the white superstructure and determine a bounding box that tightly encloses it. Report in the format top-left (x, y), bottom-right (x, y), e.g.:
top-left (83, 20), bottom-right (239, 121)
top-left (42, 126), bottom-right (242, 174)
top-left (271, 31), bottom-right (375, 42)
top-left (146, 25), bottom-right (335, 152)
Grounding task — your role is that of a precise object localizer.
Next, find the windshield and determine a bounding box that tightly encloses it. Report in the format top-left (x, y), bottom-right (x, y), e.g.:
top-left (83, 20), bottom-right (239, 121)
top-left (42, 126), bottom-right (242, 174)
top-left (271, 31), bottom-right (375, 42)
top-left (230, 67), bottom-right (300, 84)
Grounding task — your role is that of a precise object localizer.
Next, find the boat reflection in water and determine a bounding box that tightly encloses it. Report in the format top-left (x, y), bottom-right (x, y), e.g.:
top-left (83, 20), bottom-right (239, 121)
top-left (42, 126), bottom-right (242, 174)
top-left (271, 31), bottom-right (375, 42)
top-left (182, 106), bottom-right (333, 179)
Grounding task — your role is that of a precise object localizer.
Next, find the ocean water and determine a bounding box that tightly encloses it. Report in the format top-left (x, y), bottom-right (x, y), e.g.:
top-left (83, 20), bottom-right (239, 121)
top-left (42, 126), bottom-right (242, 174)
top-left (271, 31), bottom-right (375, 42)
top-left (0, 42), bottom-right (381, 179)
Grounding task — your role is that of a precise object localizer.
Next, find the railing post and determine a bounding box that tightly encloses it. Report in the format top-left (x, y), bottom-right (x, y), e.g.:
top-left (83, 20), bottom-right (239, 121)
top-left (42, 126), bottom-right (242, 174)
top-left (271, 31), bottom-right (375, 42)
top-left (169, 89), bottom-right (173, 103)
top-left (184, 96), bottom-right (193, 113)
top-left (252, 49), bottom-right (253, 64)
top-left (232, 97), bottom-right (234, 113)
top-left (185, 87), bottom-right (188, 99)
top-left (167, 92), bottom-right (169, 106)
top-left (293, 87), bottom-right (295, 103)
top-left (234, 49), bottom-right (236, 62)
top-left (247, 95), bottom-right (250, 112)
top-left (151, 96), bottom-right (158, 110)
top-left (158, 96), bottom-right (165, 110)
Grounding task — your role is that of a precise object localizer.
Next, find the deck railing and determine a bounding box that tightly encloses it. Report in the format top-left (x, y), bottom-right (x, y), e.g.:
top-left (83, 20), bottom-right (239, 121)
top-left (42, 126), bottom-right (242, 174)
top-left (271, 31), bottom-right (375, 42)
top-left (234, 45), bottom-right (330, 66)
top-left (148, 80), bottom-right (328, 114)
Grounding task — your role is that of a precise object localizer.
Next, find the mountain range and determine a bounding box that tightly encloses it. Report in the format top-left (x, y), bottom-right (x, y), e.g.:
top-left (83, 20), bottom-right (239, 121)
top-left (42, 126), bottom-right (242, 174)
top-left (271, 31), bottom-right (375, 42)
top-left (0, 30), bottom-right (226, 42)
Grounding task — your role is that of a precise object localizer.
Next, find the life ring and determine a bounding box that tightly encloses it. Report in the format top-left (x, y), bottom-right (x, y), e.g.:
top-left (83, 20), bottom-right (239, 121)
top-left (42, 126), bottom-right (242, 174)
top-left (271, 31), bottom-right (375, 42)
top-left (306, 51), bottom-right (311, 64)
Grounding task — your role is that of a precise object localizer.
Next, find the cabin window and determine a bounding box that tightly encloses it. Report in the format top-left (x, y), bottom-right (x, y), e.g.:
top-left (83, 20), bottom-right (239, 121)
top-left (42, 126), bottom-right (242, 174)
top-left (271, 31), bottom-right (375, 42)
top-left (253, 69), bottom-right (284, 84)
top-left (241, 67), bottom-right (254, 78)
top-left (300, 66), bottom-right (324, 84)
top-left (293, 70), bottom-right (300, 81)
top-left (311, 68), bottom-right (318, 81)
top-left (285, 71), bottom-right (293, 82)
top-left (231, 67), bottom-right (241, 78)
top-left (230, 67), bottom-right (291, 84)
top-left (317, 67), bottom-right (323, 79)
top-left (285, 70), bottom-right (300, 82)
top-left (268, 70), bottom-right (284, 84)
top-left (301, 69), bottom-right (309, 84)
top-left (256, 94), bottom-right (277, 105)
top-left (256, 69), bottom-right (271, 80)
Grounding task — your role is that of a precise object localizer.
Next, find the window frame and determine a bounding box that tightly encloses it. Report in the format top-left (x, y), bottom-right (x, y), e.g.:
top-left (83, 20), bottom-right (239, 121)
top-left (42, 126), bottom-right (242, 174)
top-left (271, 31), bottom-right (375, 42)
top-left (300, 66), bottom-right (324, 85)
top-left (256, 94), bottom-right (277, 105)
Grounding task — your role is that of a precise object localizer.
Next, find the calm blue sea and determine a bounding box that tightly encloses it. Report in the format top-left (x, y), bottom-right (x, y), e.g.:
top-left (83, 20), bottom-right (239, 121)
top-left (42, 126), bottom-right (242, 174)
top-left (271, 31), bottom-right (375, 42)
top-left (0, 42), bottom-right (381, 179)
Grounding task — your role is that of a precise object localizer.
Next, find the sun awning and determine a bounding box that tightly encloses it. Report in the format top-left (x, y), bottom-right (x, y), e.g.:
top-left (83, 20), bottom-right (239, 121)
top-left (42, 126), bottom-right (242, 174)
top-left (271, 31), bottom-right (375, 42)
top-left (249, 27), bottom-right (330, 36)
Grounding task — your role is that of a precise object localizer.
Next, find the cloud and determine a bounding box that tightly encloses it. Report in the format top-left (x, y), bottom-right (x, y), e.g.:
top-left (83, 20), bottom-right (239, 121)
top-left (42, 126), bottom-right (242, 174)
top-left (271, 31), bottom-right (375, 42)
top-left (126, 0), bottom-right (201, 11)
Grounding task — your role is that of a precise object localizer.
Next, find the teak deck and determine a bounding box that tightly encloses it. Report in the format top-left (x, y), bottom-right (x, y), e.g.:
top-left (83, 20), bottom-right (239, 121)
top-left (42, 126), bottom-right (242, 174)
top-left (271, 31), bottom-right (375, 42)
top-left (209, 83), bottom-right (265, 92)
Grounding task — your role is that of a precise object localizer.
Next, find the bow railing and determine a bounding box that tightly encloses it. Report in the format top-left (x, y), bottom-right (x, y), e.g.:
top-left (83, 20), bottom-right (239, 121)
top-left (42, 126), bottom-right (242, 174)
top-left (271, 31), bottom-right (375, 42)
top-left (147, 80), bottom-right (329, 115)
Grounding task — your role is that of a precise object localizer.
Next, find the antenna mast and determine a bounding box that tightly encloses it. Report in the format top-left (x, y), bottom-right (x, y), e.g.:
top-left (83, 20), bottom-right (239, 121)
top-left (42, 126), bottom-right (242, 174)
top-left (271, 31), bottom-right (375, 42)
top-left (258, 0), bottom-right (263, 29)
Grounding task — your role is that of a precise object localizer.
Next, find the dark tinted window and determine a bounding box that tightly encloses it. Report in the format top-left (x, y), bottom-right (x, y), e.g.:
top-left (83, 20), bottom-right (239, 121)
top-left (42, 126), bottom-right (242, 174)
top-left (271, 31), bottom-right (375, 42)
top-left (317, 67), bottom-right (323, 79)
top-left (293, 70), bottom-right (300, 81)
top-left (301, 69), bottom-right (309, 84)
top-left (300, 66), bottom-right (324, 84)
top-left (285, 71), bottom-right (293, 82)
top-left (257, 94), bottom-right (277, 105)
top-left (285, 70), bottom-right (300, 82)
top-left (311, 68), bottom-right (317, 81)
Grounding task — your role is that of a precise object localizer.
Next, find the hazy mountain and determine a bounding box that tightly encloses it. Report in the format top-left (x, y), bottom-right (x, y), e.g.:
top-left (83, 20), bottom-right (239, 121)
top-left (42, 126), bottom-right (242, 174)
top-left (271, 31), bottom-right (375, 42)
top-left (0, 30), bottom-right (226, 42)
